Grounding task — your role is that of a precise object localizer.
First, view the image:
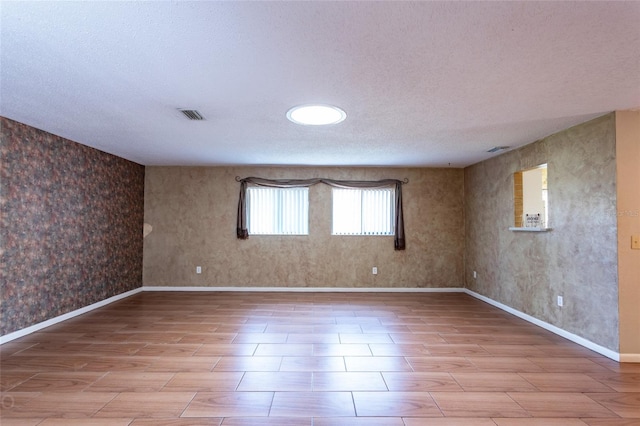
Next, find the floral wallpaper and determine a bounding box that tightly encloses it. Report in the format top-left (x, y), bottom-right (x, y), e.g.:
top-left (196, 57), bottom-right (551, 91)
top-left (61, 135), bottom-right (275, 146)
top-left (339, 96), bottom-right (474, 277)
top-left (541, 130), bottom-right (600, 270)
top-left (0, 117), bottom-right (145, 336)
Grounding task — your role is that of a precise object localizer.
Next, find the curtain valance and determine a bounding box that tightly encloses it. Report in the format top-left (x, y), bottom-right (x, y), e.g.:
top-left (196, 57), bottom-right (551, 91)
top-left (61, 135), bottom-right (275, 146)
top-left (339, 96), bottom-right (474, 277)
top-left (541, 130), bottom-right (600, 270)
top-left (236, 177), bottom-right (406, 250)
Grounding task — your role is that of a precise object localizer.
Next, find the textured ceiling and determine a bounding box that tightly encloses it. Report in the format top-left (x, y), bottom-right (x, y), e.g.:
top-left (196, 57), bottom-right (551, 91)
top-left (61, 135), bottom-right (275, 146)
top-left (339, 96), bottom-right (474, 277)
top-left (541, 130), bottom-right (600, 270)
top-left (1, 1), bottom-right (639, 167)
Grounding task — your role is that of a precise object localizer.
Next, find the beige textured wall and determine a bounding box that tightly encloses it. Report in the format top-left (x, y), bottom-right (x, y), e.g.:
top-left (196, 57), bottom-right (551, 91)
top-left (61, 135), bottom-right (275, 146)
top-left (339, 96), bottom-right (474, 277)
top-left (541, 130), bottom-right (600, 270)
top-left (616, 110), bottom-right (640, 358)
top-left (144, 166), bottom-right (464, 289)
top-left (465, 114), bottom-right (619, 351)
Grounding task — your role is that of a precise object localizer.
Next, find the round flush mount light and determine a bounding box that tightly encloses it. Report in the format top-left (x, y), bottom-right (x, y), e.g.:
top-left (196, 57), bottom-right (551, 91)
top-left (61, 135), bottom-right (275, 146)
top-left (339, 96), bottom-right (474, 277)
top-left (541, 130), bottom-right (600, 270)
top-left (286, 104), bottom-right (346, 126)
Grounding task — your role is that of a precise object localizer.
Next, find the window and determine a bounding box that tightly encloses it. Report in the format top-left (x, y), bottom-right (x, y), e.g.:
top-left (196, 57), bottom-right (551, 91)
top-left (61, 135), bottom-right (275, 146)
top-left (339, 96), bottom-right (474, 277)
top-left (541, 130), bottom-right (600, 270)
top-left (332, 188), bottom-right (395, 235)
top-left (237, 177), bottom-right (405, 250)
top-left (247, 187), bottom-right (309, 235)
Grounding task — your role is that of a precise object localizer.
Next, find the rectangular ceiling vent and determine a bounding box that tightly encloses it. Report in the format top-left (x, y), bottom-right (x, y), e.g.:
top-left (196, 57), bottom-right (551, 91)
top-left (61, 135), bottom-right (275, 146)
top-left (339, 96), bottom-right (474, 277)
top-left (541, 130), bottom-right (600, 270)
top-left (487, 146), bottom-right (510, 153)
top-left (179, 109), bottom-right (205, 121)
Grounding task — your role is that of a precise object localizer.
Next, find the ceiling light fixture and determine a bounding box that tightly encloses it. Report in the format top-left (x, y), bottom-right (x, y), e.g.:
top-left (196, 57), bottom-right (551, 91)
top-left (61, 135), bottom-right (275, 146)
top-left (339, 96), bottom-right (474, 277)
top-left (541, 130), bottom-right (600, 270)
top-left (286, 104), bottom-right (346, 126)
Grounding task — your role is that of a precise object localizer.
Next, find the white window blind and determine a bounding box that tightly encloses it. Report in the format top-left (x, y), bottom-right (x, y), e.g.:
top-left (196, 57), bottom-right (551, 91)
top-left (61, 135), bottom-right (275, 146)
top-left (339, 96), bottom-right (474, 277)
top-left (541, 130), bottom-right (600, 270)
top-left (247, 187), bottom-right (309, 235)
top-left (332, 188), bottom-right (395, 235)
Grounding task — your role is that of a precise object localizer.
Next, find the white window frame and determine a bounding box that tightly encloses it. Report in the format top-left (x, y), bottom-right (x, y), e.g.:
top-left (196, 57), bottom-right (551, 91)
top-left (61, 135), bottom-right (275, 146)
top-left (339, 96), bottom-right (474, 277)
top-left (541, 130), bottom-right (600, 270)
top-left (246, 187), bottom-right (309, 235)
top-left (331, 187), bottom-right (395, 236)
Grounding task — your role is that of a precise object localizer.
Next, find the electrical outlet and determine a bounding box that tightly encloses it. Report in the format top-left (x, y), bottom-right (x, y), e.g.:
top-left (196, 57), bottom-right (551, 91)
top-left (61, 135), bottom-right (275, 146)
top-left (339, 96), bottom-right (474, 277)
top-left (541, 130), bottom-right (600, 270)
top-left (196, 266), bottom-right (202, 274)
top-left (557, 296), bottom-right (563, 307)
top-left (473, 271), bottom-right (477, 279)
top-left (372, 267), bottom-right (378, 275)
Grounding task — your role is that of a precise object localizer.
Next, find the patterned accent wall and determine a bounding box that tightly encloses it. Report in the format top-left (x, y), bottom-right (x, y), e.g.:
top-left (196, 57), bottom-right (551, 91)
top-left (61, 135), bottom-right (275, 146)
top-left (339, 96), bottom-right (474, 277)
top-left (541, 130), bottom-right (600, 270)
top-left (464, 114), bottom-right (619, 351)
top-left (0, 117), bottom-right (145, 336)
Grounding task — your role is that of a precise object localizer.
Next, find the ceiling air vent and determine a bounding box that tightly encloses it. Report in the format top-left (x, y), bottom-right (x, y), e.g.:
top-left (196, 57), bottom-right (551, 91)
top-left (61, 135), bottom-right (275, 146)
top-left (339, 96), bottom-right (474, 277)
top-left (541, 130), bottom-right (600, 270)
top-left (487, 146), bottom-right (510, 153)
top-left (179, 109), bottom-right (205, 121)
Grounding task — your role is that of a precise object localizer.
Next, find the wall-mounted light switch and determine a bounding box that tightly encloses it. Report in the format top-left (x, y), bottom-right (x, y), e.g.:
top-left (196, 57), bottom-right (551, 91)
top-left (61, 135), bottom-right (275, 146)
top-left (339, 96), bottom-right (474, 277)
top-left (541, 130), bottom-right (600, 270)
top-left (632, 235), bottom-right (640, 250)
top-left (372, 267), bottom-right (378, 275)
top-left (196, 266), bottom-right (202, 274)
top-left (473, 271), bottom-right (477, 279)
top-left (557, 296), bottom-right (563, 307)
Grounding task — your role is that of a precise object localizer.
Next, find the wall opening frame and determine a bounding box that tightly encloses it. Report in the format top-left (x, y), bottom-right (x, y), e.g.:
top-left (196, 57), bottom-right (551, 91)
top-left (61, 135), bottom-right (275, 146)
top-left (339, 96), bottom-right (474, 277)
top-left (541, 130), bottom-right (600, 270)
top-left (511, 164), bottom-right (550, 232)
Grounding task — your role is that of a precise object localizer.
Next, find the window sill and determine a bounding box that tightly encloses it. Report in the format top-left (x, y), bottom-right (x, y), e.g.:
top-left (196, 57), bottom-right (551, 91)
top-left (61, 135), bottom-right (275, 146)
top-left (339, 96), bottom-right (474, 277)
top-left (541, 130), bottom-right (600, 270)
top-left (509, 227), bottom-right (552, 232)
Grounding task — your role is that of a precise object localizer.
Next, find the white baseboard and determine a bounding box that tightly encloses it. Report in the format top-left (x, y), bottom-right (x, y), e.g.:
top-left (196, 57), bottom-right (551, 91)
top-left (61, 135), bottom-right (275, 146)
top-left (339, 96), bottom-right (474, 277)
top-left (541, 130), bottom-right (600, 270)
top-left (142, 286), bottom-right (466, 293)
top-left (464, 289), bottom-right (620, 362)
top-left (0, 288), bottom-right (143, 345)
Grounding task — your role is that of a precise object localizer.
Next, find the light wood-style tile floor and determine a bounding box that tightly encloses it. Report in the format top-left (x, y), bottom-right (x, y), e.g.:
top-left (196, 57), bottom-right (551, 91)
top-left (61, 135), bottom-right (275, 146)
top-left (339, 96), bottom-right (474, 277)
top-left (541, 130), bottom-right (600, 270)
top-left (1, 291), bottom-right (639, 425)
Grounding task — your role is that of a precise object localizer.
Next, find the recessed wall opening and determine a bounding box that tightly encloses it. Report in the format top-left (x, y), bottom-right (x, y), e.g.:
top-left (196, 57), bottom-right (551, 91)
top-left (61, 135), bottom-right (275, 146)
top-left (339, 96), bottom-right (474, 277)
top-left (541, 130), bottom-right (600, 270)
top-left (514, 164), bottom-right (548, 228)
